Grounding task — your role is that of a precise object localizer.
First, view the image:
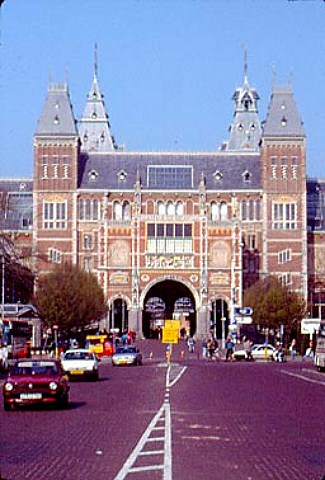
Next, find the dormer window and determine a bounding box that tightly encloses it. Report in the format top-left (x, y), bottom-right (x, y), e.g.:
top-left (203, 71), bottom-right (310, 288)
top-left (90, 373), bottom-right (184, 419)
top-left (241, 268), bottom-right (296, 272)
top-left (242, 170), bottom-right (251, 182)
top-left (214, 170), bottom-right (223, 181)
top-left (19, 182), bottom-right (27, 191)
top-left (92, 112), bottom-right (97, 119)
top-left (88, 169), bottom-right (99, 182)
top-left (83, 132), bottom-right (88, 142)
top-left (55, 102), bottom-right (60, 109)
top-left (281, 116), bottom-right (287, 127)
top-left (250, 123), bottom-right (256, 131)
top-left (118, 170), bottom-right (127, 182)
top-left (54, 115), bottom-right (60, 125)
top-left (237, 123), bottom-right (244, 131)
top-left (281, 102), bottom-right (286, 110)
top-left (100, 132), bottom-right (105, 142)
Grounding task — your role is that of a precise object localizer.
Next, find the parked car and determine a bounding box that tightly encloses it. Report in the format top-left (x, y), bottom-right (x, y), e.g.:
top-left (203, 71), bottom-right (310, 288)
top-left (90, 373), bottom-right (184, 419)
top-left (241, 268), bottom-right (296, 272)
top-left (3, 359), bottom-right (70, 411)
top-left (233, 343), bottom-right (277, 361)
top-left (112, 346), bottom-right (142, 366)
top-left (61, 349), bottom-right (100, 380)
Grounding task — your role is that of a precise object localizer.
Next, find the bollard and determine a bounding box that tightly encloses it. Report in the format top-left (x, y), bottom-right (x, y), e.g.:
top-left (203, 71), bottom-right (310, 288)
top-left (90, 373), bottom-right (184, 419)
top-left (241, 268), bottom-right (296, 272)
top-left (149, 351), bottom-right (153, 362)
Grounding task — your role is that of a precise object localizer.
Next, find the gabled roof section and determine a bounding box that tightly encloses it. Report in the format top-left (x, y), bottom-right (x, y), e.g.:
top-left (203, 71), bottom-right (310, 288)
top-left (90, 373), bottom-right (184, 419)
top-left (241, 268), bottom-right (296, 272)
top-left (79, 73), bottom-right (116, 153)
top-left (262, 85), bottom-right (305, 138)
top-left (78, 152), bottom-right (261, 192)
top-left (35, 83), bottom-right (78, 136)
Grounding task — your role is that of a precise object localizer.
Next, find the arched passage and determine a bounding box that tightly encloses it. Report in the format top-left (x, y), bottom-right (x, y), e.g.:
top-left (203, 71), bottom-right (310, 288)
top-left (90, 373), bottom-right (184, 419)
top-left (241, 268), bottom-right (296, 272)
top-left (142, 279), bottom-right (196, 339)
top-left (210, 299), bottom-right (230, 340)
top-left (109, 298), bottom-right (129, 334)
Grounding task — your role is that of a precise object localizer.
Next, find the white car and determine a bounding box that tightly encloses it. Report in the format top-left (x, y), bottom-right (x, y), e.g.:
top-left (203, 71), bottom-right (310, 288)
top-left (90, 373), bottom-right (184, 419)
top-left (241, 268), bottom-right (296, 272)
top-left (233, 344), bottom-right (277, 362)
top-left (112, 346), bottom-right (142, 366)
top-left (61, 348), bottom-right (100, 380)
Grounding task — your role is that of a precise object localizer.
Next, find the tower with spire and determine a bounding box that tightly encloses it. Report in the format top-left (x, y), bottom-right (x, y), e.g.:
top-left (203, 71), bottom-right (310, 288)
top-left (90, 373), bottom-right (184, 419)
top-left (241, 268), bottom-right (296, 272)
top-left (224, 47), bottom-right (261, 152)
top-left (79, 44), bottom-right (117, 153)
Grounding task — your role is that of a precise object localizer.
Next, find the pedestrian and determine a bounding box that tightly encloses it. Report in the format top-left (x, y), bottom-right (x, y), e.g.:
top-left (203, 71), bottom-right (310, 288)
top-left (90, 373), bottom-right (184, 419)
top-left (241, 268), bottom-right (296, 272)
top-left (244, 338), bottom-right (253, 361)
top-left (289, 339), bottom-right (297, 360)
top-left (0, 343), bottom-right (9, 371)
top-left (202, 338), bottom-right (208, 359)
top-left (187, 337), bottom-right (195, 353)
top-left (225, 337), bottom-right (234, 361)
top-left (303, 341), bottom-right (314, 361)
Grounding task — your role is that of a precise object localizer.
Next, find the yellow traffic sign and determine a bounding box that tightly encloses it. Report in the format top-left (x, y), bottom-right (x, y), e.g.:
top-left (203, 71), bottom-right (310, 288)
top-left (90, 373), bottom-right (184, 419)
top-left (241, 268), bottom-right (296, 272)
top-left (162, 327), bottom-right (179, 344)
top-left (165, 319), bottom-right (181, 329)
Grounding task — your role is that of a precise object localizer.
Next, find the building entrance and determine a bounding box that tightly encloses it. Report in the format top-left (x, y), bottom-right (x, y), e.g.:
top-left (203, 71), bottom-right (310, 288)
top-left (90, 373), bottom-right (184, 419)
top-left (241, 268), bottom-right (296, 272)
top-left (210, 299), bottom-right (229, 341)
top-left (109, 298), bottom-right (128, 334)
top-left (142, 279), bottom-right (196, 339)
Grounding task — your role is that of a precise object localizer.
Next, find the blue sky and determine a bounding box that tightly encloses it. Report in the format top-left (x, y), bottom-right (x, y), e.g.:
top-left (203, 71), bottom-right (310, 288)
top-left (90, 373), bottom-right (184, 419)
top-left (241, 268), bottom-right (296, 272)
top-left (1, 0), bottom-right (325, 178)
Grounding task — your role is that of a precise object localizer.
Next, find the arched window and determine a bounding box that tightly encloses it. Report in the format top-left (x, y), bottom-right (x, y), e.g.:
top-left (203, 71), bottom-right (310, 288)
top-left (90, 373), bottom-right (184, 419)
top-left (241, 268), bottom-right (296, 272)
top-left (93, 200), bottom-right (99, 220)
top-left (220, 202), bottom-right (227, 221)
top-left (113, 202), bottom-right (123, 220)
top-left (242, 201), bottom-right (247, 221)
top-left (122, 201), bottom-right (131, 220)
top-left (249, 200), bottom-right (254, 220)
top-left (157, 201), bottom-right (165, 216)
top-left (256, 199), bottom-right (261, 220)
top-left (175, 201), bottom-right (184, 216)
top-left (78, 199), bottom-right (84, 220)
top-left (211, 201), bottom-right (219, 221)
top-left (85, 200), bottom-right (91, 220)
top-left (166, 202), bottom-right (175, 216)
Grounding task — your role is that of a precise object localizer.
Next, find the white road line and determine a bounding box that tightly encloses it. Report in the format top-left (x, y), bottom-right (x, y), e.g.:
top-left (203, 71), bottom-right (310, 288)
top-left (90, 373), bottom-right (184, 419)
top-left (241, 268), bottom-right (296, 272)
top-left (281, 370), bottom-right (325, 386)
top-left (114, 364), bottom-right (187, 480)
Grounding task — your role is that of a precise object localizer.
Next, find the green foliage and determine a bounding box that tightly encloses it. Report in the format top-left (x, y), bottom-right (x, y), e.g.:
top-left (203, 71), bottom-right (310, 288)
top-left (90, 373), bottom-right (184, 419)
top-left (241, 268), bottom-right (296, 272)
top-left (243, 276), bottom-right (306, 335)
top-left (34, 263), bottom-right (108, 334)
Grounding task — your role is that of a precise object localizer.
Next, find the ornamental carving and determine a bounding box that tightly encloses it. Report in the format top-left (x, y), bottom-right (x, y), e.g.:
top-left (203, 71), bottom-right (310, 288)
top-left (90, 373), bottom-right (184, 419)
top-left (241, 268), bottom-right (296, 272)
top-left (145, 255), bottom-right (193, 269)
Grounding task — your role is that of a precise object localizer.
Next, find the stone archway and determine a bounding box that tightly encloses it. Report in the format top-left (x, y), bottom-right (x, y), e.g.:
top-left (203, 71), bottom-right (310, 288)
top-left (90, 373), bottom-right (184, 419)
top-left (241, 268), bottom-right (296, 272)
top-left (109, 298), bottom-right (129, 334)
top-left (142, 279), bottom-right (196, 339)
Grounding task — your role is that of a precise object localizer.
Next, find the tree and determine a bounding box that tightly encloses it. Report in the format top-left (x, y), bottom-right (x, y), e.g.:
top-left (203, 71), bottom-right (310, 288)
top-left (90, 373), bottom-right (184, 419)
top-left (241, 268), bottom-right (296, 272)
top-left (34, 263), bottom-right (108, 336)
top-left (243, 276), bottom-right (306, 337)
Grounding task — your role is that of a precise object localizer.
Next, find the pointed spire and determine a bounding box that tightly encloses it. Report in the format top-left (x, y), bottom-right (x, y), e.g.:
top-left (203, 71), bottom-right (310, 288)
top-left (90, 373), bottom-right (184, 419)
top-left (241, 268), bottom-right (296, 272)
top-left (222, 51), bottom-right (261, 152)
top-left (243, 43), bottom-right (248, 85)
top-left (94, 42), bottom-right (98, 78)
top-left (79, 46), bottom-right (117, 153)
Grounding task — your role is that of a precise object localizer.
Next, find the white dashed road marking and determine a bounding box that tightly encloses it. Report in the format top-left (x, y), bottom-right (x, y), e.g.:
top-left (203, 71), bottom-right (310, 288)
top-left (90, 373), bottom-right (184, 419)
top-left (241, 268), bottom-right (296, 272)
top-left (114, 364), bottom-right (187, 480)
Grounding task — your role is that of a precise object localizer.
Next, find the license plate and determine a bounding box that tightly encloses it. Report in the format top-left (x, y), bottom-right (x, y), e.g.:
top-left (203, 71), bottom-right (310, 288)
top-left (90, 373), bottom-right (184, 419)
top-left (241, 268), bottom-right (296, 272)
top-left (71, 370), bottom-right (84, 375)
top-left (20, 393), bottom-right (42, 400)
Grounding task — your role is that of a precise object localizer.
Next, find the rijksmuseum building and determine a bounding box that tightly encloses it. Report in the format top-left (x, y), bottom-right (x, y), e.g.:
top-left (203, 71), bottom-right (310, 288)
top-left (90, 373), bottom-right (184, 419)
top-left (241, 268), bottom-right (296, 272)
top-left (1, 64), bottom-right (325, 339)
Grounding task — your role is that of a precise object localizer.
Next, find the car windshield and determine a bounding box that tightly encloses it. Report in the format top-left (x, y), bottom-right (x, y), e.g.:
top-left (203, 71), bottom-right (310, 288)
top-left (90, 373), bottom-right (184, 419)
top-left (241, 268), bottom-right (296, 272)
top-left (116, 347), bottom-right (136, 354)
top-left (11, 361), bottom-right (58, 376)
top-left (64, 352), bottom-right (93, 360)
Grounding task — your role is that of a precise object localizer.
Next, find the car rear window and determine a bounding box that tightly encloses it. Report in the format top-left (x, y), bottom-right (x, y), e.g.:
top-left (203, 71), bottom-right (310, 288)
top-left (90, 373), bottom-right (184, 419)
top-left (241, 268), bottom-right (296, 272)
top-left (64, 352), bottom-right (93, 360)
top-left (12, 362), bottom-right (58, 376)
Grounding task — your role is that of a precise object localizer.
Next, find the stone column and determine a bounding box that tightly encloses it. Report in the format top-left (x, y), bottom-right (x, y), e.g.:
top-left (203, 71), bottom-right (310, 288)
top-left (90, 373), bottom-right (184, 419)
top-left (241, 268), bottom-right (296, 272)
top-left (196, 309), bottom-right (209, 340)
top-left (128, 309), bottom-right (142, 337)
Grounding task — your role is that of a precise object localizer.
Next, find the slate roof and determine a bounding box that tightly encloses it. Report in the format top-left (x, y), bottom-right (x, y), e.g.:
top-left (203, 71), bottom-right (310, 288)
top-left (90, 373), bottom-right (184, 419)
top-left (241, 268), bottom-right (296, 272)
top-left (78, 152), bottom-right (262, 192)
top-left (35, 83), bottom-right (78, 136)
top-left (262, 85), bottom-right (305, 137)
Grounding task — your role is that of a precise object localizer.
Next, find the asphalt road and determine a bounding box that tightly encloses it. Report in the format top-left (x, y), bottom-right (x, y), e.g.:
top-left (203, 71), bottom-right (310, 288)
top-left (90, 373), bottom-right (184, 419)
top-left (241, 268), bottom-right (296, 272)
top-left (0, 340), bottom-right (324, 480)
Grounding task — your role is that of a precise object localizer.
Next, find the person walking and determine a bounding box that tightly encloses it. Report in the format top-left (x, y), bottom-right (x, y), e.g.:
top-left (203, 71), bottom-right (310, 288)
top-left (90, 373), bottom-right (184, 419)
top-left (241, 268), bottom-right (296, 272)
top-left (202, 338), bottom-right (208, 359)
top-left (289, 339), bottom-right (297, 360)
top-left (225, 337), bottom-right (235, 362)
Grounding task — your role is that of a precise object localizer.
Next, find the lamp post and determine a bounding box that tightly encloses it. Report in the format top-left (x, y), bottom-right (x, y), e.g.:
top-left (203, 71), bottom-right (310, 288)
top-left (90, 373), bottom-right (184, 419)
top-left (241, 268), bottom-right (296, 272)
top-left (1, 255), bottom-right (4, 334)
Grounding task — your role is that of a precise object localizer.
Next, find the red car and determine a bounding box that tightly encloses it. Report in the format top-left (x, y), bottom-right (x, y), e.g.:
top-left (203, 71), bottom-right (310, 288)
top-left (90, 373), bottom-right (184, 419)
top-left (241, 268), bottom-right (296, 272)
top-left (3, 359), bottom-right (70, 411)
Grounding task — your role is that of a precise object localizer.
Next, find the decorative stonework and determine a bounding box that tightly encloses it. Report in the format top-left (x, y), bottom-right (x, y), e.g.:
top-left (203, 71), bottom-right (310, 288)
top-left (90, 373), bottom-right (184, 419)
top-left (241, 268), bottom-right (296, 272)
top-left (110, 271), bottom-right (128, 284)
top-left (108, 240), bottom-right (130, 266)
top-left (145, 254), bottom-right (193, 269)
top-left (210, 240), bottom-right (230, 268)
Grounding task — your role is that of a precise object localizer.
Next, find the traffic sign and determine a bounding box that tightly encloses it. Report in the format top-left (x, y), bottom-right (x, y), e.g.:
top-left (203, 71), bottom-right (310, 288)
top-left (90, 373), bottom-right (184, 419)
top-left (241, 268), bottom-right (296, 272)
top-left (162, 327), bottom-right (179, 344)
top-left (235, 316), bottom-right (253, 325)
top-left (234, 307), bottom-right (253, 316)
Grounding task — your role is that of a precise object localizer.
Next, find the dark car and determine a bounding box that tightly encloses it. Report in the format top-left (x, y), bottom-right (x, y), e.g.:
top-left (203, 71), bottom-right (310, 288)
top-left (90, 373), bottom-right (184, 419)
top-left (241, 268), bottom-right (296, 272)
top-left (3, 359), bottom-right (70, 411)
